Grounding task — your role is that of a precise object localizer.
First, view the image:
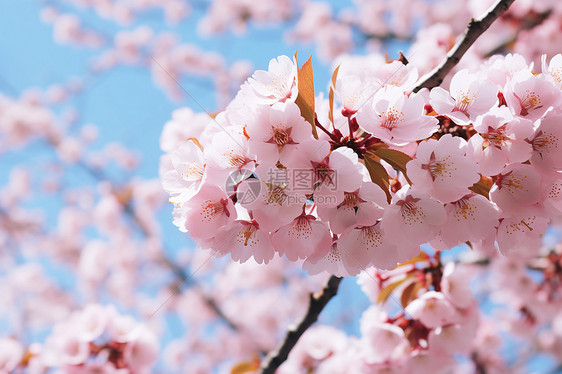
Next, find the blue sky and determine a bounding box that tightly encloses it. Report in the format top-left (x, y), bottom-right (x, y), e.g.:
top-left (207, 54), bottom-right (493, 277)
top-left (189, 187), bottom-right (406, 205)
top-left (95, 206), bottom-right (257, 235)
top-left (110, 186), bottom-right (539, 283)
top-left (0, 0), bottom-right (381, 343)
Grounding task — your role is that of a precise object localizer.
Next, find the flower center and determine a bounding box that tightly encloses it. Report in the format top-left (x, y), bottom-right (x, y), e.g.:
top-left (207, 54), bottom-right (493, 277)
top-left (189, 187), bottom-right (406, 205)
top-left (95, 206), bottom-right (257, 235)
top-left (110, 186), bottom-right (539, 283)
top-left (201, 198), bottom-right (230, 221)
top-left (531, 131), bottom-right (558, 154)
top-left (397, 196), bottom-right (425, 224)
top-left (453, 90), bottom-right (475, 114)
top-left (421, 153), bottom-right (453, 181)
top-left (519, 90), bottom-right (542, 115)
top-left (381, 107), bottom-right (404, 130)
top-left (182, 162), bottom-right (204, 180)
top-left (482, 125), bottom-right (508, 149)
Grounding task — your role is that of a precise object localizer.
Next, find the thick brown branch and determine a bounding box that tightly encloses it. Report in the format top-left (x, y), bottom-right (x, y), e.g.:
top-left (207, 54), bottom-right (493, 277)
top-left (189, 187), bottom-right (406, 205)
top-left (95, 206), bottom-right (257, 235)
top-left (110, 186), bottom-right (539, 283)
top-left (412, 0), bottom-right (515, 92)
top-left (259, 275), bottom-right (342, 374)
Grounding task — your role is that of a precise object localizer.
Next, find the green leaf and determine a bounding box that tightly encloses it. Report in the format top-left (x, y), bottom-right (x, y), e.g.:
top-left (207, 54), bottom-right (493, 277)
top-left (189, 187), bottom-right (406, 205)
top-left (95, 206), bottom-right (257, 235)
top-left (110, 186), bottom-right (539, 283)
top-left (373, 148), bottom-right (413, 185)
top-left (364, 153), bottom-right (392, 203)
top-left (294, 54), bottom-right (317, 139)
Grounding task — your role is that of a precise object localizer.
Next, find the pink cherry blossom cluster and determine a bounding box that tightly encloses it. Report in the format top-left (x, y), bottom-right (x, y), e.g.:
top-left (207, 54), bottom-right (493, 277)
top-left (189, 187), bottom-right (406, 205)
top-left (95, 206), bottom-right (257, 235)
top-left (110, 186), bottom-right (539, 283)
top-left (279, 257), bottom-right (483, 374)
top-left (1, 304), bottom-right (158, 373)
top-left (161, 51), bottom-right (562, 277)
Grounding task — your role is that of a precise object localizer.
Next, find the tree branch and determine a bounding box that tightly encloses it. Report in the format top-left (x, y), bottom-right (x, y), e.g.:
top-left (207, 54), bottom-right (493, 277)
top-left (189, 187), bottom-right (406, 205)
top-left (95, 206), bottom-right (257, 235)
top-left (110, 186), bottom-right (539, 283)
top-left (412, 0), bottom-right (515, 92)
top-left (259, 275), bottom-right (343, 374)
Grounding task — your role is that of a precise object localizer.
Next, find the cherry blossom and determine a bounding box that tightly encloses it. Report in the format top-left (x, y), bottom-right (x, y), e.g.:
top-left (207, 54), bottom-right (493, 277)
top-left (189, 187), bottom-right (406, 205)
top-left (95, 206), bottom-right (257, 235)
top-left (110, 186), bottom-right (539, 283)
top-left (272, 213), bottom-right (332, 262)
top-left (430, 69), bottom-right (498, 125)
top-left (467, 107), bottom-right (534, 176)
top-left (489, 163), bottom-right (542, 215)
top-left (528, 114), bottom-right (562, 171)
top-left (381, 186), bottom-right (447, 248)
top-left (407, 134), bottom-right (480, 203)
top-left (405, 291), bottom-right (461, 329)
top-left (356, 85), bottom-right (439, 145)
top-left (246, 102), bottom-right (311, 166)
top-left (243, 55), bottom-right (298, 105)
top-left (9, 2), bottom-right (562, 373)
top-left (504, 70), bottom-right (561, 120)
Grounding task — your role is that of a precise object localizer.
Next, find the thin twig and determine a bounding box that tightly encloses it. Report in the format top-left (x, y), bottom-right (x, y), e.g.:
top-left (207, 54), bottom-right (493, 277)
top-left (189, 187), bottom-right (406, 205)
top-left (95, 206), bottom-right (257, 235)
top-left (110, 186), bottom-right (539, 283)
top-left (412, 0), bottom-right (515, 92)
top-left (259, 276), bottom-right (342, 374)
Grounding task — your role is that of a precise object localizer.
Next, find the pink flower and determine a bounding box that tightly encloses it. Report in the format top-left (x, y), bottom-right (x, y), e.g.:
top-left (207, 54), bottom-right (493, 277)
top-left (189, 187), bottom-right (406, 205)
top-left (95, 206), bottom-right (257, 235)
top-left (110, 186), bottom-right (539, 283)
top-left (0, 338), bottom-right (24, 372)
top-left (205, 129), bottom-right (254, 185)
top-left (529, 114), bottom-right (562, 171)
top-left (381, 186), bottom-right (446, 248)
top-left (338, 222), bottom-right (418, 270)
top-left (238, 164), bottom-right (305, 232)
top-left (122, 327), bottom-right (159, 373)
top-left (496, 209), bottom-right (549, 258)
top-left (407, 134), bottom-right (480, 203)
top-left (356, 85), bottom-right (438, 145)
top-left (435, 194), bottom-right (500, 250)
top-left (271, 213), bottom-right (332, 261)
top-left (289, 142), bottom-right (365, 207)
top-left (303, 241), bottom-right (363, 277)
top-left (43, 330), bottom-right (90, 366)
top-left (504, 70), bottom-right (561, 120)
top-left (334, 73), bottom-right (379, 115)
top-left (244, 55), bottom-right (298, 105)
top-left (440, 262), bottom-right (475, 309)
top-left (483, 53), bottom-right (533, 87)
top-left (213, 218), bottom-right (275, 264)
top-left (541, 53), bottom-right (562, 89)
top-left (182, 184), bottom-right (235, 240)
top-left (317, 180), bottom-right (387, 234)
top-left (467, 107), bottom-right (534, 176)
top-left (361, 321), bottom-right (409, 364)
top-left (246, 102), bottom-right (312, 167)
top-left (428, 324), bottom-right (474, 355)
top-left (278, 326), bottom-right (348, 372)
top-left (373, 60), bottom-right (419, 89)
top-left (542, 175), bottom-right (562, 215)
top-left (430, 69), bottom-right (498, 125)
top-left (405, 291), bottom-right (460, 329)
top-left (76, 304), bottom-right (109, 342)
top-left (489, 164), bottom-right (542, 216)
top-left (161, 140), bottom-right (206, 207)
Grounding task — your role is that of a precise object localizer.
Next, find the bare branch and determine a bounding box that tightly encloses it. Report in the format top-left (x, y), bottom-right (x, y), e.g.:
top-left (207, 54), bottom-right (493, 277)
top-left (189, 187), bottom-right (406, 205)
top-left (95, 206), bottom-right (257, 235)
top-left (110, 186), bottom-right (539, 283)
top-left (412, 0), bottom-right (515, 92)
top-left (259, 275), bottom-right (343, 374)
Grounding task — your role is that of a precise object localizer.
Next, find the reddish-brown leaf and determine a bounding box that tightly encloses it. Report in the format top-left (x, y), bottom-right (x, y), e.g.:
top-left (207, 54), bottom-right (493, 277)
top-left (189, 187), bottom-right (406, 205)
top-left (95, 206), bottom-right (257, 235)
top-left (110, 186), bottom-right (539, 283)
top-left (364, 152), bottom-right (392, 203)
top-left (328, 65), bottom-right (340, 126)
top-left (395, 250), bottom-right (430, 268)
top-left (400, 280), bottom-right (422, 308)
top-left (231, 357), bottom-right (260, 374)
top-left (468, 175), bottom-right (494, 198)
top-left (373, 148), bottom-right (413, 185)
top-left (377, 274), bottom-right (412, 305)
top-left (294, 54), bottom-right (318, 139)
